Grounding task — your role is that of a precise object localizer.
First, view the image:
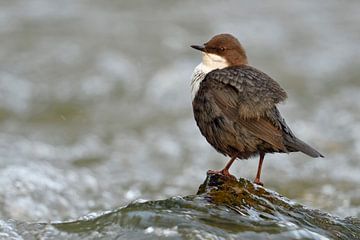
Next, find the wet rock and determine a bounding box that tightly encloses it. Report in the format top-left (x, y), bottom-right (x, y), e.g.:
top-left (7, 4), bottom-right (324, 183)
top-left (197, 173), bottom-right (360, 240)
top-left (197, 173), bottom-right (294, 210)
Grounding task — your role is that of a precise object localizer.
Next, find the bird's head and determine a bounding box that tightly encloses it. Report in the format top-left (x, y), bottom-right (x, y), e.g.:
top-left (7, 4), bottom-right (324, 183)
top-left (191, 33), bottom-right (248, 70)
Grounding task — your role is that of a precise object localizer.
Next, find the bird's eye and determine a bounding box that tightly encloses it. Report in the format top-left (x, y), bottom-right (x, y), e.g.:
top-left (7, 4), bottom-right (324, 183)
top-left (220, 47), bottom-right (225, 51)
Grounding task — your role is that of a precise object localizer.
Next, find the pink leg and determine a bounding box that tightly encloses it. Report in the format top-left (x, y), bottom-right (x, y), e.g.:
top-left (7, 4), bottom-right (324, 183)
top-left (207, 154), bottom-right (237, 179)
top-left (254, 152), bottom-right (265, 186)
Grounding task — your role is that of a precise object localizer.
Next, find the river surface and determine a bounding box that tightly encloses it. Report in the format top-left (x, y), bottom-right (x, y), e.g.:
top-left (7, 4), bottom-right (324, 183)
top-left (0, 0), bottom-right (359, 239)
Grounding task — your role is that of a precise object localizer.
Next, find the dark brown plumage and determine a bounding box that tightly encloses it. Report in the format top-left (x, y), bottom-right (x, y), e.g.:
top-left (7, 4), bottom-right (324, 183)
top-left (191, 34), bottom-right (323, 185)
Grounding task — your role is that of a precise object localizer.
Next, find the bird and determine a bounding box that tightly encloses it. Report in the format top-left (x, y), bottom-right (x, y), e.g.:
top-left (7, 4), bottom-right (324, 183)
top-left (190, 33), bottom-right (323, 185)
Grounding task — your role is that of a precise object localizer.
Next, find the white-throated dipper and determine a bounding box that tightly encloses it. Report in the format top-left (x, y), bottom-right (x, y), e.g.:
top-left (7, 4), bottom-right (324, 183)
top-left (191, 33), bottom-right (323, 185)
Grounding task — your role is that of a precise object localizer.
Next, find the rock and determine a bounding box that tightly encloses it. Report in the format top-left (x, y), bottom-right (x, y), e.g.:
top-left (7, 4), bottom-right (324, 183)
top-left (196, 173), bottom-right (360, 240)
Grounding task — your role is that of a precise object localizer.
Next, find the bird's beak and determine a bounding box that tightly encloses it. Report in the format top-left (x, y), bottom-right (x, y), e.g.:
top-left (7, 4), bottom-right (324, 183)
top-left (191, 44), bottom-right (206, 52)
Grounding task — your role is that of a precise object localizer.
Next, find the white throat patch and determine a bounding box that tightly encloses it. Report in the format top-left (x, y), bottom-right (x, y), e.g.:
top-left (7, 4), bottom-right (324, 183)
top-left (202, 53), bottom-right (229, 70)
top-left (190, 53), bottom-right (229, 100)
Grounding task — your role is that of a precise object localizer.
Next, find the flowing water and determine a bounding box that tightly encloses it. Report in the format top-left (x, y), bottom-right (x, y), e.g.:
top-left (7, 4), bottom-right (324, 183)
top-left (0, 0), bottom-right (359, 239)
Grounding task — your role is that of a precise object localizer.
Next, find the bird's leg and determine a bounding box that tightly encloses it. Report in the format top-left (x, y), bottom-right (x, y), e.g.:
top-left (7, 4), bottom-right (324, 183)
top-left (207, 154), bottom-right (237, 179)
top-left (254, 152), bottom-right (265, 186)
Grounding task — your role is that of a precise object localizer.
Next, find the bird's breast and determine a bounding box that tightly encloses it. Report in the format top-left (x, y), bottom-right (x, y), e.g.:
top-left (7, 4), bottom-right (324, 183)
top-left (191, 54), bottom-right (229, 100)
top-left (190, 63), bottom-right (208, 100)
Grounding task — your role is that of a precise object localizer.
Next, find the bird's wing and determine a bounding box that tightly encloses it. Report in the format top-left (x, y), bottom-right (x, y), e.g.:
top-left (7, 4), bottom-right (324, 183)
top-left (200, 65), bottom-right (288, 151)
top-left (205, 65), bottom-right (287, 119)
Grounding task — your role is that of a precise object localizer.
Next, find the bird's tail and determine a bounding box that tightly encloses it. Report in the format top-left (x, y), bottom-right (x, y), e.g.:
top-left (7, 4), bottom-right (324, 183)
top-left (285, 137), bottom-right (324, 158)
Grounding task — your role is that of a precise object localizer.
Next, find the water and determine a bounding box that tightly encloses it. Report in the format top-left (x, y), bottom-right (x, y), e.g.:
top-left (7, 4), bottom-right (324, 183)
top-left (1, 175), bottom-right (359, 239)
top-left (0, 0), bottom-right (359, 238)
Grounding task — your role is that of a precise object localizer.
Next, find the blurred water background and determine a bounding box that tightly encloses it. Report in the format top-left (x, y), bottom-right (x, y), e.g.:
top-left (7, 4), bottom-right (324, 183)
top-left (0, 0), bottom-right (360, 238)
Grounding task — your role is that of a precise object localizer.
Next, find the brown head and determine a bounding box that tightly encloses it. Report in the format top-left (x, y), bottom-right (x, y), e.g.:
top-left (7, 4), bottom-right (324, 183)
top-left (191, 33), bottom-right (248, 67)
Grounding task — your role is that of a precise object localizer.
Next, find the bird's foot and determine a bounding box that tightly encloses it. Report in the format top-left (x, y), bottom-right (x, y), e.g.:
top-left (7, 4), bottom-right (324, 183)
top-left (207, 169), bottom-right (237, 180)
top-left (253, 179), bottom-right (264, 186)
